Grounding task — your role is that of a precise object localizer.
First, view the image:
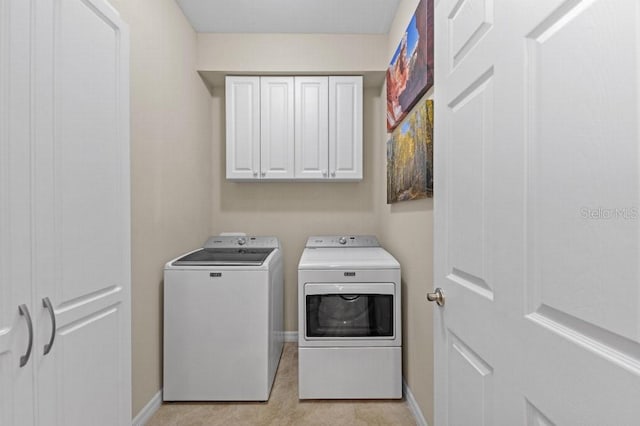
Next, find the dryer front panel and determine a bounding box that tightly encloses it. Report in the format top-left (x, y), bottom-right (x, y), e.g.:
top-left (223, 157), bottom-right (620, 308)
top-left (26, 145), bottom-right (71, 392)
top-left (299, 278), bottom-right (401, 347)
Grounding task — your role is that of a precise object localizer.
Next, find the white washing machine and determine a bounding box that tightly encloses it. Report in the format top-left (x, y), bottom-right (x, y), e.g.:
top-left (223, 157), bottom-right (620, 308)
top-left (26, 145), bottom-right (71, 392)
top-left (163, 235), bottom-right (284, 401)
top-left (298, 235), bottom-right (402, 399)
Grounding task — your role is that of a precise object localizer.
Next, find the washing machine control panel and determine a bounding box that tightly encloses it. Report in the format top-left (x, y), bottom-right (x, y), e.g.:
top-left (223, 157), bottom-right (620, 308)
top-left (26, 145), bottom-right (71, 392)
top-left (203, 236), bottom-right (280, 249)
top-left (305, 235), bottom-right (380, 248)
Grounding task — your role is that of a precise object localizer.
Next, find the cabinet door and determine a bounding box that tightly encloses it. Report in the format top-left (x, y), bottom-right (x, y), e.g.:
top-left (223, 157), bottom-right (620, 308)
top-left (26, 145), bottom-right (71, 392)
top-left (329, 76), bottom-right (363, 180)
top-left (0, 0), bottom-right (36, 424)
top-left (32, 0), bottom-right (131, 425)
top-left (261, 77), bottom-right (294, 179)
top-left (226, 76), bottom-right (261, 179)
top-left (294, 77), bottom-right (329, 179)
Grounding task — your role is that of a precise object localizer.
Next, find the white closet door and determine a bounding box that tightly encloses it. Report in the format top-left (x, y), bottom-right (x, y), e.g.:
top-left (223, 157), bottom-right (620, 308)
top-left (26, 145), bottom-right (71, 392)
top-left (329, 76), bottom-right (362, 180)
top-left (0, 0), bottom-right (36, 424)
top-left (261, 77), bottom-right (294, 179)
top-left (226, 76), bottom-right (261, 179)
top-left (294, 77), bottom-right (328, 179)
top-left (32, 0), bottom-right (131, 425)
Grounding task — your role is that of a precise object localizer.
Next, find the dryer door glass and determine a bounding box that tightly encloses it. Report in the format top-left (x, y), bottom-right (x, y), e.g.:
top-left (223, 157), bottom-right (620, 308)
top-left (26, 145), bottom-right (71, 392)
top-left (305, 294), bottom-right (393, 337)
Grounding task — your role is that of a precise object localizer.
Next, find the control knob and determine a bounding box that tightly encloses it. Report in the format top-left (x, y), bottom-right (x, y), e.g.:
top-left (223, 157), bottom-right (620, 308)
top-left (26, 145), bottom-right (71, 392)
top-left (237, 237), bottom-right (246, 246)
top-left (338, 236), bottom-right (347, 245)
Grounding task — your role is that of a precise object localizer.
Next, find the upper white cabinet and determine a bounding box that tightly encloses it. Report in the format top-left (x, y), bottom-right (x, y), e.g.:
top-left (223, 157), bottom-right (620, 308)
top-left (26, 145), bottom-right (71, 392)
top-left (329, 76), bottom-right (363, 180)
top-left (295, 77), bottom-right (329, 179)
top-left (226, 75), bottom-right (363, 181)
top-left (261, 77), bottom-right (295, 179)
top-left (226, 76), bottom-right (260, 179)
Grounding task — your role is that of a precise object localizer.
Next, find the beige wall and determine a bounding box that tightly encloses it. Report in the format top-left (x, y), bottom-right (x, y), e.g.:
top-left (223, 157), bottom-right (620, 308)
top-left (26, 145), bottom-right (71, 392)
top-left (110, 0), bottom-right (213, 417)
top-left (202, 33), bottom-right (389, 332)
top-left (204, 2), bottom-right (434, 421)
top-left (198, 33), bottom-right (388, 74)
top-left (209, 88), bottom-right (381, 331)
top-left (113, 0), bottom-right (434, 421)
top-left (376, 0), bottom-right (434, 424)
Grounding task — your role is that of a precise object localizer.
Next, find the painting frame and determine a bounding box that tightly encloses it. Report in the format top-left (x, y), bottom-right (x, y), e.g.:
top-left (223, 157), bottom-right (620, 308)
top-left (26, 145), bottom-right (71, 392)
top-left (386, 0), bottom-right (434, 132)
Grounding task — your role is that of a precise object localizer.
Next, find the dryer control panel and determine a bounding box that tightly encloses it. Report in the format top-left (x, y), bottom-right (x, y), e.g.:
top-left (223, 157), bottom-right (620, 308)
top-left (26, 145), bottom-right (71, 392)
top-left (305, 235), bottom-right (380, 248)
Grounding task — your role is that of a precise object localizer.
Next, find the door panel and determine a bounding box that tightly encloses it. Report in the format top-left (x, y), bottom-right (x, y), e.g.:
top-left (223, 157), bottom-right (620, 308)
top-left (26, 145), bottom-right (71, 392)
top-left (435, 0), bottom-right (640, 424)
top-left (0, 0), bottom-right (36, 424)
top-left (447, 71), bottom-right (493, 298)
top-left (226, 76), bottom-right (260, 179)
top-left (33, 0), bottom-right (131, 424)
top-left (526, 400), bottom-right (554, 426)
top-left (295, 77), bottom-right (329, 179)
top-left (447, 333), bottom-right (493, 426)
top-left (329, 76), bottom-right (362, 180)
top-left (448, 0), bottom-right (492, 69)
top-left (55, 0), bottom-right (126, 301)
top-left (261, 77), bottom-right (294, 179)
top-left (519, 2), bottom-right (640, 422)
top-left (525, 0), bottom-right (639, 340)
top-left (57, 307), bottom-right (122, 426)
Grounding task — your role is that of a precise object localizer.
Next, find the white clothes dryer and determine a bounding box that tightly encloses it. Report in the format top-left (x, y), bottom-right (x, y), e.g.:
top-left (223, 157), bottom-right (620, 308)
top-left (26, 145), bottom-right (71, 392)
top-left (163, 235), bottom-right (284, 401)
top-left (297, 235), bottom-right (402, 399)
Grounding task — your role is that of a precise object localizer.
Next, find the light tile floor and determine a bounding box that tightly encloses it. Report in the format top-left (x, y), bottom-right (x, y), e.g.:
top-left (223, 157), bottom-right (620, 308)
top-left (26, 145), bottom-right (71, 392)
top-left (148, 343), bottom-right (417, 425)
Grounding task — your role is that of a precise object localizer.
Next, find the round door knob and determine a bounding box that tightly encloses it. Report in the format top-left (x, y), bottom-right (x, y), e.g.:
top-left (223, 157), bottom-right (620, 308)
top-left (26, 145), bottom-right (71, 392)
top-left (237, 237), bottom-right (246, 246)
top-left (338, 236), bottom-right (347, 245)
top-left (427, 288), bottom-right (445, 306)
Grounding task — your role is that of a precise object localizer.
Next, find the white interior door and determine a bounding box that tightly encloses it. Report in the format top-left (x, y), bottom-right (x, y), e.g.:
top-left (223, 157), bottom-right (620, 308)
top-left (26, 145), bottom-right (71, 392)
top-left (0, 0), bottom-right (36, 424)
top-left (434, 0), bottom-right (640, 424)
top-left (32, 0), bottom-right (131, 424)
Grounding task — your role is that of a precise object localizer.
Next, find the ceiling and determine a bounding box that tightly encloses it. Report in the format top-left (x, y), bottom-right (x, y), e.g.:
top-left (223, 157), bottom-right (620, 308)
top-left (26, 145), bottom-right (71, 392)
top-left (175, 0), bottom-right (401, 34)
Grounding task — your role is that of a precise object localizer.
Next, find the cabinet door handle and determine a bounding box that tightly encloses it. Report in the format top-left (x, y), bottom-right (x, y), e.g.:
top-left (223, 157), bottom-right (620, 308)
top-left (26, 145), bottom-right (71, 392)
top-left (261, 172), bottom-right (266, 177)
top-left (322, 170), bottom-right (327, 177)
top-left (253, 171), bottom-right (258, 177)
top-left (18, 304), bottom-right (33, 367)
top-left (331, 171), bottom-right (336, 178)
top-left (42, 297), bottom-right (56, 355)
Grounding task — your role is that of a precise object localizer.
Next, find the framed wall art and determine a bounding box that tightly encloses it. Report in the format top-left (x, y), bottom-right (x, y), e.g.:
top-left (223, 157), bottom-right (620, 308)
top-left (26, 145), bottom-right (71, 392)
top-left (387, 98), bottom-right (434, 204)
top-left (386, 0), bottom-right (434, 132)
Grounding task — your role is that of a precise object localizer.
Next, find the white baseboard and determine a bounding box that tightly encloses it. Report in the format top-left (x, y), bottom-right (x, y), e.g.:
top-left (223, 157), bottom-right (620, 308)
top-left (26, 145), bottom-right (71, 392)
top-left (284, 331), bottom-right (298, 342)
top-left (403, 379), bottom-right (429, 426)
top-left (132, 390), bottom-right (162, 426)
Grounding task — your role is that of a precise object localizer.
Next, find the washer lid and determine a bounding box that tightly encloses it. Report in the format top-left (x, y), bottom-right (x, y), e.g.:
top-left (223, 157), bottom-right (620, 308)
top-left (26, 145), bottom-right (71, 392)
top-left (172, 248), bottom-right (275, 266)
top-left (298, 247), bottom-right (399, 270)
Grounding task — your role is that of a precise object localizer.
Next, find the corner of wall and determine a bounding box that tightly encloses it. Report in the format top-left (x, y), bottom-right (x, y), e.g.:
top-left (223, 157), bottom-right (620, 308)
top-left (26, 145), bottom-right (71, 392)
top-left (112, 0), bottom-right (213, 419)
top-left (376, 0), bottom-right (435, 424)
